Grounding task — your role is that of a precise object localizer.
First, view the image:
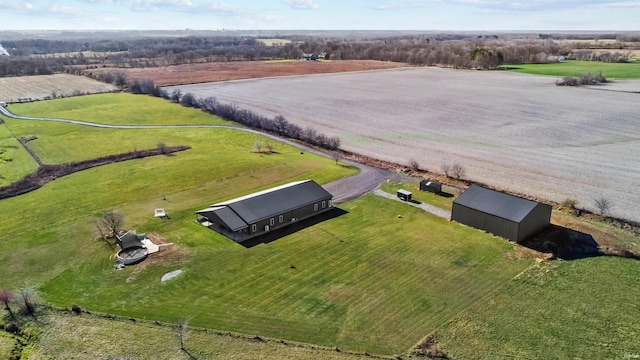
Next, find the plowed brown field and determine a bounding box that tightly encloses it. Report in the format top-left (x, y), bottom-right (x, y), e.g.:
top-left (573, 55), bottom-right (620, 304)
top-left (95, 60), bottom-right (407, 86)
top-left (165, 67), bottom-right (640, 222)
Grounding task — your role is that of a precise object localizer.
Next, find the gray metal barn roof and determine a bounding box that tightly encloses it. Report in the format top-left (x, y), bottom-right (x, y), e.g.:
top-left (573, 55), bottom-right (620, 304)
top-left (453, 185), bottom-right (539, 223)
top-left (196, 180), bottom-right (332, 229)
top-left (196, 206), bottom-right (248, 231)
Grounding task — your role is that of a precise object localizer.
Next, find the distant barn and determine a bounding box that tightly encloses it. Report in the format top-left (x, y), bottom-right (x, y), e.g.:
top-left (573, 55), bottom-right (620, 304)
top-left (451, 185), bottom-right (551, 242)
top-left (420, 180), bottom-right (442, 194)
top-left (196, 180), bottom-right (333, 242)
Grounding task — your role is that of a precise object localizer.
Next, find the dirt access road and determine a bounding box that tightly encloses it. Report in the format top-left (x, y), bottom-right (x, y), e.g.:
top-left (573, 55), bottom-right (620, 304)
top-left (165, 67), bottom-right (640, 222)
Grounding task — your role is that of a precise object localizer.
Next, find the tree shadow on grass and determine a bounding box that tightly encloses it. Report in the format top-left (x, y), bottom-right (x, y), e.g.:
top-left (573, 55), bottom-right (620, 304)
top-left (519, 225), bottom-right (601, 260)
top-left (240, 207), bottom-right (349, 248)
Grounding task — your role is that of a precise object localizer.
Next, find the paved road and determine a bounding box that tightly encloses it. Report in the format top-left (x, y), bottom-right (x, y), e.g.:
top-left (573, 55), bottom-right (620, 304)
top-left (0, 105), bottom-right (392, 204)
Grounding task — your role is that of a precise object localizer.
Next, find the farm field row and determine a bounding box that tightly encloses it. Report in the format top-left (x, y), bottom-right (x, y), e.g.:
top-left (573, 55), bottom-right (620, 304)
top-left (165, 67), bottom-right (640, 222)
top-left (0, 74), bottom-right (118, 102)
top-left (93, 59), bottom-right (407, 86)
top-left (0, 123), bottom-right (39, 186)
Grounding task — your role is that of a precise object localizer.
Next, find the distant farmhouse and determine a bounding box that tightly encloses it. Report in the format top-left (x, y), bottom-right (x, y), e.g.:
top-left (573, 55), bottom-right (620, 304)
top-left (196, 180), bottom-right (333, 242)
top-left (451, 185), bottom-right (551, 242)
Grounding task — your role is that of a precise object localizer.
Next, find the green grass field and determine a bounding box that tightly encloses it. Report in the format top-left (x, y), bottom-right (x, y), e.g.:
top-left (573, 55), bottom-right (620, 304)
top-left (8, 93), bottom-right (231, 126)
top-left (500, 60), bottom-right (640, 78)
top-left (0, 334), bottom-right (15, 360)
top-left (436, 257), bottom-right (640, 359)
top-left (0, 124), bottom-right (39, 186)
top-left (2, 93), bottom-right (640, 358)
top-left (37, 194), bottom-right (531, 354)
top-left (30, 312), bottom-right (372, 360)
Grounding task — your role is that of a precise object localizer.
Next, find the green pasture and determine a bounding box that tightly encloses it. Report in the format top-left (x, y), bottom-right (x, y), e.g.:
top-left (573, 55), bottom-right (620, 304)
top-left (0, 334), bottom-right (14, 360)
top-left (500, 60), bottom-right (640, 78)
top-left (31, 312), bottom-right (371, 359)
top-left (37, 194), bottom-right (530, 355)
top-left (8, 93), bottom-right (231, 126)
top-left (0, 124), bottom-right (39, 186)
top-left (437, 257), bottom-right (640, 359)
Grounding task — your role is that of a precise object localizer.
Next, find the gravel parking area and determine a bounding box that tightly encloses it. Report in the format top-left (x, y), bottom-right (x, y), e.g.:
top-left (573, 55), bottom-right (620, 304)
top-left (165, 67), bottom-right (640, 221)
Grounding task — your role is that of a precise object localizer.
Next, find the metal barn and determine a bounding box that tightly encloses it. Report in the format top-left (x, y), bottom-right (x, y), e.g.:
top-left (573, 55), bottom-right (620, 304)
top-left (451, 185), bottom-right (551, 242)
top-left (196, 180), bottom-right (333, 242)
top-left (420, 180), bottom-right (442, 194)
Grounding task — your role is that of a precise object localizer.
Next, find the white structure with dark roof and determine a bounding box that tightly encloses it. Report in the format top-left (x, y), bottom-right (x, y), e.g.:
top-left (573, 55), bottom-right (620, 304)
top-left (196, 180), bottom-right (333, 242)
top-left (451, 185), bottom-right (551, 242)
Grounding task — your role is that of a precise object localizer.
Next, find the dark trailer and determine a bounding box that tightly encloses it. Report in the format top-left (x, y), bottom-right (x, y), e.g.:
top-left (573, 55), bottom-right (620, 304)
top-left (451, 185), bottom-right (551, 242)
top-left (420, 180), bottom-right (442, 194)
top-left (397, 189), bottom-right (412, 202)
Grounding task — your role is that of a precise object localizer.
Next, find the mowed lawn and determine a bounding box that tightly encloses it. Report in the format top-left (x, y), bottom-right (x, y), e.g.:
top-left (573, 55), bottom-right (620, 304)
top-left (39, 194), bottom-right (533, 354)
top-left (0, 123), bottom-right (39, 186)
top-left (500, 60), bottom-right (640, 78)
top-left (8, 92), bottom-right (231, 126)
top-left (436, 257), bottom-right (640, 359)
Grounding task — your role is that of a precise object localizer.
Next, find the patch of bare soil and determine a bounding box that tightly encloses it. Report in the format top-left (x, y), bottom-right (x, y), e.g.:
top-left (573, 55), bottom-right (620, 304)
top-left (410, 335), bottom-right (450, 359)
top-left (126, 232), bottom-right (183, 282)
top-left (95, 60), bottom-right (407, 86)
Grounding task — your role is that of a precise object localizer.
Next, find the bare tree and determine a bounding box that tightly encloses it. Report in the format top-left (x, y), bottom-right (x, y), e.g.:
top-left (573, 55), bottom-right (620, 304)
top-left (18, 288), bottom-right (36, 319)
top-left (253, 141), bottom-right (263, 153)
top-left (97, 210), bottom-right (125, 238)
top-left (0, 289), bottom-right (15, 320)
top-left (409, 159), bottom-right (420, 172)
top-left (440, 163), bottom-right (451, 178)
top-left (274, 115), bottom-right (289, 136)
top-left (333, 150), bottom-right (341, 165)
top-left (170, 89), bottom-right (182, 103)
top-left (266, 143), bottom-right (273, 153)
top-left (450, 163), bottom-right (466, 180)
top-left (594, 197), bottom-right (611, 216)
top-left (157, 142), bottom-right (168, 154)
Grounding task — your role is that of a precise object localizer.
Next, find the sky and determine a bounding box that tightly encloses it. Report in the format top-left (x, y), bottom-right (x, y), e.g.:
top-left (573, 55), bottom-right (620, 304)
top-left (0, 0), bottom-right (638, 31)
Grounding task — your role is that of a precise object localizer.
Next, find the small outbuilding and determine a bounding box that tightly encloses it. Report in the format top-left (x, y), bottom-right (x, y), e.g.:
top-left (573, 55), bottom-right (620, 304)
top-left (420, 180), bottom-right (442, 194)
top-left (397, 189), bottom-right (412, 202)
top-left (451, 185), bottom-right (551, 242)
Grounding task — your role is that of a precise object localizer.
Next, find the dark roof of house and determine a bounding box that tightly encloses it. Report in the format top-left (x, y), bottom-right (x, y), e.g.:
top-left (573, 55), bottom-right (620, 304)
top-left (196, 206), bottom-right (248, 232)
top-left (117, 230), bottom-right (145, 250)
top-left (453, 185), bottom-right (540, 223)
top-left (197, 180), bottom-right (332, 228)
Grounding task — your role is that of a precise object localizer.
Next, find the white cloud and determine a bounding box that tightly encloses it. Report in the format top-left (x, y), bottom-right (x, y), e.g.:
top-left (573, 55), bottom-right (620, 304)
top-left (282, 0), bottom-right (319, 10)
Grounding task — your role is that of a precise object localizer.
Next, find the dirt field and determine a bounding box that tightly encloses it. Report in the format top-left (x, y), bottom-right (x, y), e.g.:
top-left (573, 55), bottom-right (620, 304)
top-left (95, 60), bottom-right (407, 86)
top-left (164, 67), bottom-right (640, 222)
top-left (0, 74), bottom-right (118, 102)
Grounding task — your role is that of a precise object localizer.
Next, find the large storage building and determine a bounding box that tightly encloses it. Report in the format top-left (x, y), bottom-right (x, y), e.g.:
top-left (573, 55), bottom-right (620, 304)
top-left (196, 180), bottom-right (333, 242)
top-left (451, 185), bottom-right (551, 242)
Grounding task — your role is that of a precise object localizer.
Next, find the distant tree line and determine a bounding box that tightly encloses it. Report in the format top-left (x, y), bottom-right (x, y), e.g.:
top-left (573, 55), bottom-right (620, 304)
top-left (127, 78), bottom-right (341, 151)
top-left (1, 33), bottom-right (637, 77)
